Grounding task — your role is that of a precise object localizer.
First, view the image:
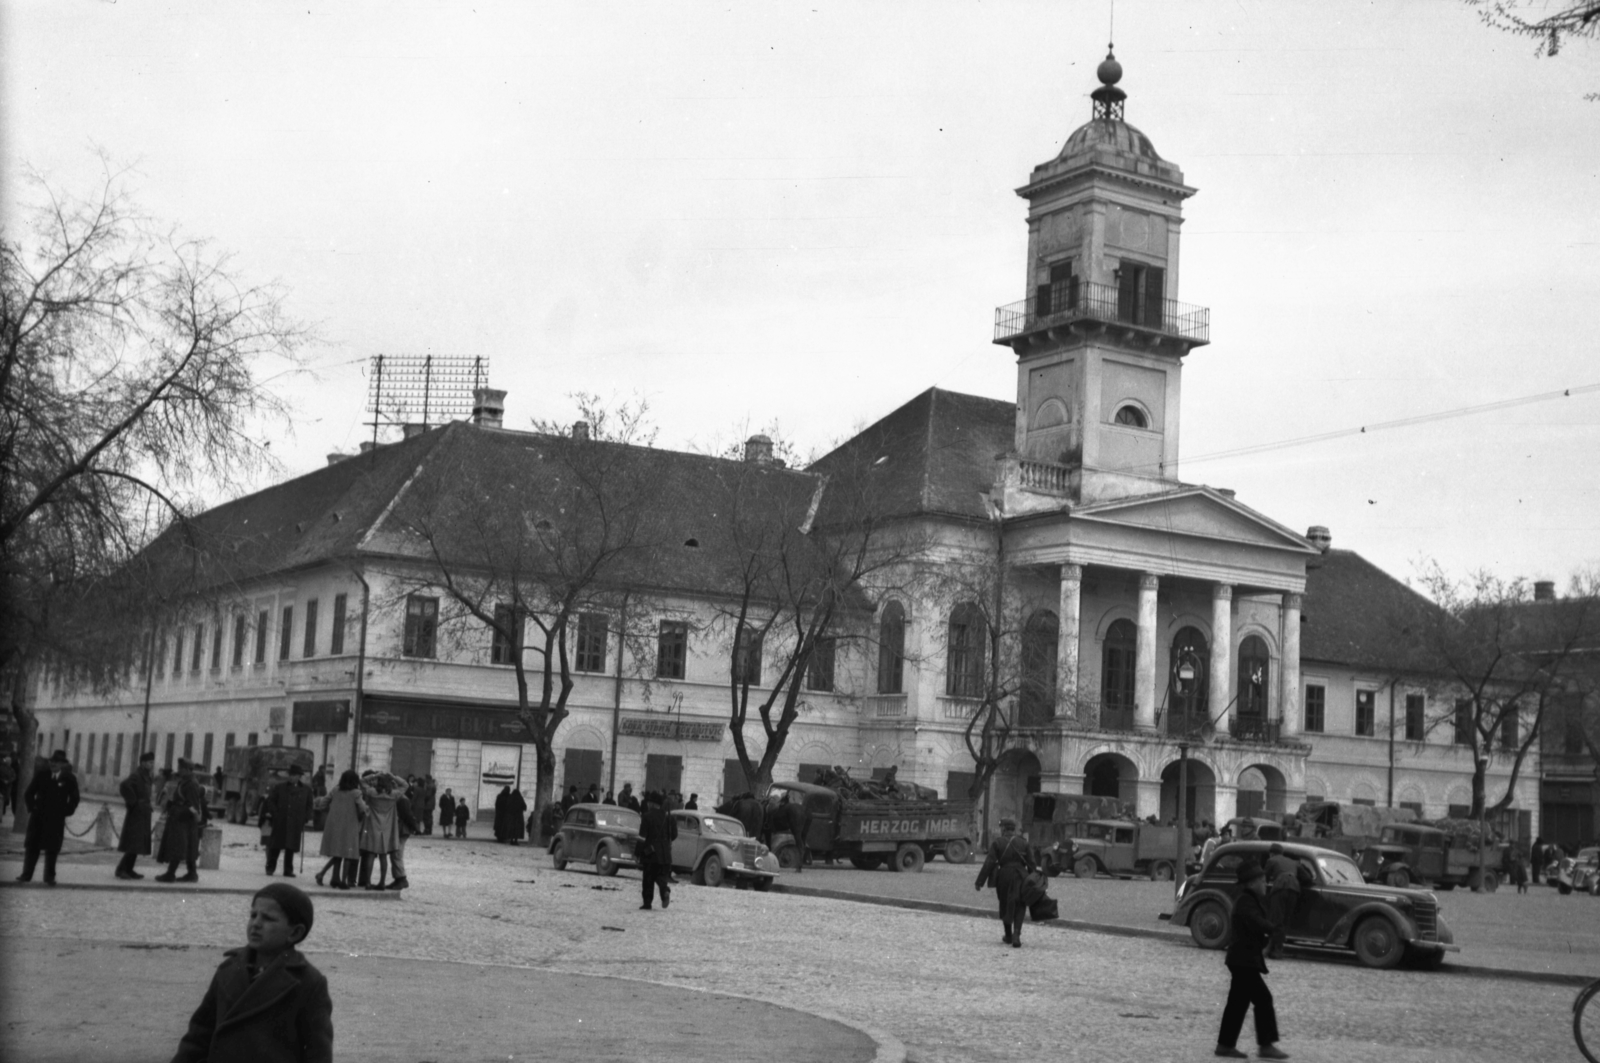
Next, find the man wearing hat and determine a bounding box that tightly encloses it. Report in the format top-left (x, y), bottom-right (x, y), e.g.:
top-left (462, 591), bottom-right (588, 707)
top-left (18, 750), bottom-right (80, 884)
top-left (263, 763), bottom-right (315, 877)
top-left (1215, 859), bottom-right (1288, 1059)
top-left (115, 750), bottom-right (158, 879)
top-left (155, 759), bottom-right (207, 883)
top-left (974, 816), bottom-right (1036, 948)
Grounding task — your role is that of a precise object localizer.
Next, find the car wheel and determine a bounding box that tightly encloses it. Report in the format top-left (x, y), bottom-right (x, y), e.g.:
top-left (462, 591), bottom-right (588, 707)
top-left (1404, 946), bottom-right (1446, 971)
top-left (1150, 861), bottom-right (1176, 883)
top-left (550, 840), bottom-right (568, 871)
top-left (776, 844), bottom-right (802, 870)
top-left (893, 843), bottom-right (925, 873)
top-left (1478, 870), bottom-right (1499, 893)
top-left (1073, 855), bottom-right (1098, 879)
top-left (1352, 916), bottom-right (1405, 969)
top-left (1559, 882), bottom-right (1574, 895)
top-left (1386, 867), bottom-right (1411, 889)
top-left (701, 852), bottom-right (726, 888)
top-left (595, 844), bottom-right (620, 877)
top-left (848, 856), bottom-right (874, 870)
top-left (943, 839), bottom-right (971, 864)
top-left (1189, 900), bottom-right (1230, 950)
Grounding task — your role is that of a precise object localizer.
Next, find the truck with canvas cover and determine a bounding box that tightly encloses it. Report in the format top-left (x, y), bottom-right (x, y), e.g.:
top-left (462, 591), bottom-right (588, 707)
top-left (1021, 792), bottom-right (1134, 875)
top-left (1066, 819), bottom-right (1186, 881)
top-left (1363, 822), bottom-right (1508, 892)
top-left (768, 780), bottom-right (975, 872)
top-left (219, 745), bottom-right (315, 824)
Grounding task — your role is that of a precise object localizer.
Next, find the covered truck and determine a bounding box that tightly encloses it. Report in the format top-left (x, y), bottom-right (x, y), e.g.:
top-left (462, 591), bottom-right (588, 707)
top-left (1288, 801), bottom-right (1507, 891)
top-left (768, 779), bottom-right (974, 871)
top-left (218, 745), bottom-right (315, 824)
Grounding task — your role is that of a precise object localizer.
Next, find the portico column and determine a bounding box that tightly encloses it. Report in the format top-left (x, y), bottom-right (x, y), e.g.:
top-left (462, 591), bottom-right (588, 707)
top-left (1281, 592), bottom-right (1302, 739)
top-left (1210, 584), bottom-right (1233, 735)
top-left (1058, 564), bottom-right (1083, 721)
top-left (1134, 573), bottom-right (1159, 730)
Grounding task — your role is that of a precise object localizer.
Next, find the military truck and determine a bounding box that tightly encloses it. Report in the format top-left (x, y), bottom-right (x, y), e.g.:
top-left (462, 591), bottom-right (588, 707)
top-left (768, 780), bottom-right (974, 871)
top-left (1064, 819), bottom-right (1187, 881)
top-left (1022, 792), bottom-right (1133, 875)
top-left (218, 745), bottom-right (315, 824)
top-left (1360, 822), bottom-right (1507, 892)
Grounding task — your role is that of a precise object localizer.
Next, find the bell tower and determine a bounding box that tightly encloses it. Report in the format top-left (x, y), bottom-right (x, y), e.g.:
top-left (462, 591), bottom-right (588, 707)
top-left (993, 48), bottom-right (1209, 505)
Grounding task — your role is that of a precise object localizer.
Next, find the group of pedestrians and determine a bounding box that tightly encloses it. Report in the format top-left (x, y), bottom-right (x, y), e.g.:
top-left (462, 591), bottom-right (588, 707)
top-left (312, 769), bottom-right (417, 890)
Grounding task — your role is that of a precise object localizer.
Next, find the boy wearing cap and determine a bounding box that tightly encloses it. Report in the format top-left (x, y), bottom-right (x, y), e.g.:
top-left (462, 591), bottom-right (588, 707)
top-left (18, 750), bottom-right (80, 885)
top-left (173, 882), bottom-right (333, 1063)
top-left (1215, 859), bottom-right (1289, 1060)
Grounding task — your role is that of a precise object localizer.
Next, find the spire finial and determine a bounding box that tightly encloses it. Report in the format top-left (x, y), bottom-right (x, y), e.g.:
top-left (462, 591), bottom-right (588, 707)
top-left (1091, 46), bottom-right (1127, 120)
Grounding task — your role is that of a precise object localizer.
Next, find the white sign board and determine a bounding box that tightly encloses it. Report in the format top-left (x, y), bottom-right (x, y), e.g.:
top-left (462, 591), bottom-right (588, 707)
top-left (477, 743), bottom-right (523, 818)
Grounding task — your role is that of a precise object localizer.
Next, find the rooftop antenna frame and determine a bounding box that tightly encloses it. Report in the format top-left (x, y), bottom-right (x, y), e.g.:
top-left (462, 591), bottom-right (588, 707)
top-left (364, 354), bottom-right (489, 454)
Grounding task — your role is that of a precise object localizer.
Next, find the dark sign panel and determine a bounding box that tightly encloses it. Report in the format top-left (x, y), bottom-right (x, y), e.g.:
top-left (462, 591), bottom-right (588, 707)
top-left (292, 700), bottom-right (351, 733)
top-left (617, 715), bottom-right (724, 742)
top-left (361, 697), bottom-right (528, 741)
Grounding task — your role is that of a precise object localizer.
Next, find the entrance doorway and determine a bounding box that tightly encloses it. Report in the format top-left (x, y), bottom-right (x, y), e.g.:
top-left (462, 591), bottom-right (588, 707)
top-left (1082, 752), bottom-right (1139, 808)
top-left (390, 736), bottom-right (433, 780)
top-left (645, 754), bottom-right (683, 798)
top-left (477, 743), bottom-right (523, 821)
top-left (1160, 758), bottom-right (1217, 827)
top-left (990, 749), bottom-right (1041, 833)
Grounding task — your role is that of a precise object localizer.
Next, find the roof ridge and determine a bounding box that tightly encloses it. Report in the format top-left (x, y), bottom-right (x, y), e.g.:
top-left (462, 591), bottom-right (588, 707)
top-left (920, 389), bottom-right (937, 512)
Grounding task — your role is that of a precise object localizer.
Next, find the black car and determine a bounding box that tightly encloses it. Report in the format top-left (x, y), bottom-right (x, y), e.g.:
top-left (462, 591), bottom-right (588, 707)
top-left (1166, 840), bottom-right (1458, 970)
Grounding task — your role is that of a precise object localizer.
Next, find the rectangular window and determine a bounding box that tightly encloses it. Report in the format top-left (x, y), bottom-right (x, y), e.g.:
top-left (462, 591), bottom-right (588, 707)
top-left (84, 734), bottom-right (94, 773)
top-left (1447, 803), bottom-right (1471, 819)
top-left (805, 636), bottom-right (836, 692)
top-left (155, 635), bottom-right (167, 679)
top-left (99, 734), bottom-right (109, 774)
top-left (1303, 684), bottom-right (1325, 733)
top-left (1351, 797), bottom-right (1376, 807)
top-left (279, 606), bottom-right (293, 661)
top-left (1355, 689), bottom-right (1376, 737)
top-left (133, 732), bottom-right (144, 761)
top-left (73, 733), bottom-right (82, 767)
top-left (255, 609), bottom-right (269, 664)
top-left (164, 733), bottom-right (176, 769)
top-left (1454, 699), bottom-right (1473, 745)
top-left (1405, 693), bottom-right (1426, 742)
top-left (575, 612), bottom-right (607, 673)
top-left (194, 624), bottom-right (207, 672)
top-left (1115, 262), bottom-right (1165, 328)
top-left (331, 593), bottom-right (348, 655)
top-left (182, 733), bottom-right (194, 762)
top-left (734, 625), bottom-right (763, 686)
top-left (1036, 261), bottom-right (1079, 317)
top-left (490, 604), bottom-right (521, 666)
top-left (1400, 801), bottom-right (1425, 817)
top-left (172, 630), bottom-right (185, 676)
top-left (113, 733), bottom-right (125, 776)
top-left (946, 608), bottom-right (986, 698)
top-left (202, 733), bottom-right (214, 770)
top-left (247, 732), bottom-right (258, 746)
top-left (656, 620), bottom-right (688, 679)
top-left (232, 613), bottom-right (247, 668)
top-left (1567, 712), bottom-right (1588, 755)
top-left (303, 599), bottom-right (319, 658)
top-left (1500, 708), bottom-right (1519, 750)
top-left (403, 595), bottom-right (439, 658)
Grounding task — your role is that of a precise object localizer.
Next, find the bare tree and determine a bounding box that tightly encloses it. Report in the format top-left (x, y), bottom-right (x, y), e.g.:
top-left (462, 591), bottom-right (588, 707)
top-left (1, 161), bottom-right (304, 778)
top-left (389, 397), bottom-right (668, 827)
top-left (1402, 565), bottom-right (1600, 819)
top-left (1468, 0), bottom-right (1600, 56)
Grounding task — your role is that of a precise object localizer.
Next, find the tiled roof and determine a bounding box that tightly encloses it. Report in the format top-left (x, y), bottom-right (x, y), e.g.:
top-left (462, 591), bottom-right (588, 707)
top-left (809, 387), bottom-right (1014, 523)
top-left (1299, 548), bottom-right (1439, 671)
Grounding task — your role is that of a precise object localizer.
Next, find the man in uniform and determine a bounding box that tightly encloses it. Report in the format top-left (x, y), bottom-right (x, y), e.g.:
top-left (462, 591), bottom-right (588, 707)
top-left (974, 817), bottom-right (1035, 947)
top-left (115, 751), bottom-right (157, 879)
top-left (263, 763), bottom-right (315, 877)
top-left (18, 750), bottom-right (80, 884)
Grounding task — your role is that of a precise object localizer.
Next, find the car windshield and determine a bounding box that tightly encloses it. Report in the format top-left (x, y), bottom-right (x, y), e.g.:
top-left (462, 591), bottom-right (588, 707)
top-left (703, 816), bottom-right (746, 837)
top-left (1316, 852), bottom-right (1365, 885)
top-left (592, 809), bottom-right (640, 830)
top-left (1084, 823), bottom-right (1114, 840)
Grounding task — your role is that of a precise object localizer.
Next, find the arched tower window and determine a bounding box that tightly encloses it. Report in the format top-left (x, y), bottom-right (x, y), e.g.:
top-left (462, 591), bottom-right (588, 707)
top-left (1113, 405), bottom-right (1147, 428)
top-left (1019, 609), bottom-right (1059, 725)
top-left (1101, 619), bottom-right (1137, 716)
top-left (877, 601), bottom-right (905, 695)
top-left (1168, 626), bottom-right (1210, 723)
top-left (1238, 635), bottom-right (1270, 718)
top-left (945, 603), bottom-right (987, 699)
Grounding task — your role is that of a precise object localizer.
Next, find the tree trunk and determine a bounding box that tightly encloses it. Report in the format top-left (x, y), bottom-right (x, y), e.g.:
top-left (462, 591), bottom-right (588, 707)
top-left (10, 680), bottom-right (36, 836)
top-left (532, 743), bottom-right (556, 843)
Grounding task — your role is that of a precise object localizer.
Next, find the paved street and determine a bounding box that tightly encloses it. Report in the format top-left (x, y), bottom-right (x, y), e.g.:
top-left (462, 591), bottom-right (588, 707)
top-left (1, 810), bottom-right (1590, 1062)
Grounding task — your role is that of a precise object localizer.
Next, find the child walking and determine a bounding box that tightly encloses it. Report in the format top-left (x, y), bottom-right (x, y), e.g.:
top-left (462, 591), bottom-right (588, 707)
top-left (454, 798), bottom-right (471, 838)
top-left (172, 882), bottom-right (333, 1062)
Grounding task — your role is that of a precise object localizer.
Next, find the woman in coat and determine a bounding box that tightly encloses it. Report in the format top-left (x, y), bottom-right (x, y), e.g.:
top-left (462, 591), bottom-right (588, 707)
top-left (438, 789), bottom-right (457, 838)
top-left (357, 773), bottom-right (402, 889)
top-left (315, 770), bottom-right (367, 890)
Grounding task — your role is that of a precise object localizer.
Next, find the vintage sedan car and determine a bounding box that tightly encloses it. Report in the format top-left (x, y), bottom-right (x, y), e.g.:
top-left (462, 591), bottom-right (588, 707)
top-left (549, 803), bottom-right (641, 877)
top-left (1556, 847), bottom-right (1600, 895)
top-left (669, 810), bottom-right (780, 889)
top-left (1167, 840), bottom-right (1458, 970)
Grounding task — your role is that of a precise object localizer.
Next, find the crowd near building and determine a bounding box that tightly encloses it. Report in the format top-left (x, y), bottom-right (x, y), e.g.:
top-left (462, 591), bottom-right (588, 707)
top-left (25, 54), bottom-right (1593, 851)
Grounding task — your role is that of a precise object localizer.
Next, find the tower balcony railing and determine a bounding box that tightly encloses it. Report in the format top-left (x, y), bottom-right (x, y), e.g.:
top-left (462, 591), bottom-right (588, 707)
top-left (994, 282), bottom-right (1210, 346)
top-left (1229, 714), bottom-right (1282, 744)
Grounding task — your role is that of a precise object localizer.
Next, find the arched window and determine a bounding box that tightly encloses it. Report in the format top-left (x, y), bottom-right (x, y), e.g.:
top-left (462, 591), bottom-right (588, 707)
top-left (1113, 404), bottom-right (1148, 428)
top-left (945, 603), bottom-right (987, 699)
top-left (1238, 636), bottom-right (1270, 718)
top-left (1101, 619), bottom-right (1137, 715)
top-left (1168, 626), bottom-right (1210, 721)
top-left (1019, 610), bottom-right (1059, 725)
top-left (877, 601), bottom-right (906, 695)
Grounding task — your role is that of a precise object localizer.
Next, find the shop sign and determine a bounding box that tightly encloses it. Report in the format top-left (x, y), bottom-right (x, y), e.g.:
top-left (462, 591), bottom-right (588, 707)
top-left (618, 715), bottom-right (724, 742)
top-left (292, 700), bottom-right (350, 733)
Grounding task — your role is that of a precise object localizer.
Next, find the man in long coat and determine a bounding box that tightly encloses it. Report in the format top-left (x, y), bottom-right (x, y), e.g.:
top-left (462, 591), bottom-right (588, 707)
top-left (505, 787), bottom-right (528, 845)
top-left (493, 786), bottom-right (512, 842)
top-left (18, 750), bottom-right (80, 884)
top-left (115, 751), bottom-right (157, 879)
top-left (637, 791), bottom-right (678, 910)
top-left (776, 793), bottom-right (811, 873)
top-left (264, 764), bottom-right (315, 877)
top-left (733, 792), bottom-right (765, 842)
top-left (1262, 843), bottom-right (1309, 959)
top-left (974, 816), bottom-right (1035, 947)
top-left (156, 759), bottom-right (208, 883)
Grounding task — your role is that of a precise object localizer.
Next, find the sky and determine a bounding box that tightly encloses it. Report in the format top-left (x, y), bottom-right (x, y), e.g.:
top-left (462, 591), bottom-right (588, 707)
top-left (5, 0), bottom-right (1598, 590)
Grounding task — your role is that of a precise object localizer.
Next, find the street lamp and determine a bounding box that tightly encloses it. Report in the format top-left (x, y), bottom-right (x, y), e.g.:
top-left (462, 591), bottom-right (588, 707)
top-left (1173, 652), bottom-right (1204, 877)
top-left (1477, 752), bottom-right (1490, 891)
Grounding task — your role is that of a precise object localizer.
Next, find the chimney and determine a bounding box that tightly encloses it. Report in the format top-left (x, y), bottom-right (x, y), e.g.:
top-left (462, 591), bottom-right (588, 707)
top-left (1306, 525), bottom-right (1332, 553)
top-left (744, 433), bottom-right (774, 465)
top-left (401, 423), bottom-right (429, 440)
top-left (571, 420), bottom-right (590, 441)
top-left (1534, 580), bottom-right (1556, 602)
top-left (358, 441), bottom-right (378, 454)
top-left (326, 452), bottom-right (349, 466)
top-left (471, 387), bottom-right (507, 428)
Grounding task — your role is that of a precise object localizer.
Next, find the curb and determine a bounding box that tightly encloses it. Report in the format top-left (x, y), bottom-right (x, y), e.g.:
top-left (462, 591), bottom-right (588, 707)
top-left (768, 882), bottom-right (1596, 988)
top-left (0, 878), bottom-right (403, 900)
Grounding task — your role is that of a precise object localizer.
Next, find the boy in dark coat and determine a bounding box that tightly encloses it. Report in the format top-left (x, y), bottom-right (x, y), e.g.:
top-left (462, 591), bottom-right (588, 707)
top-left (18, 750), bottom-right (80, 884)
top-left (173, 882), bottom-right (333, 1063)
top-left (116, 752), bottom-right (157, 879)
top-left (1215, 860), bottom-right (1288, 1059)
top-left (453, 797), bottom-right (470, 838)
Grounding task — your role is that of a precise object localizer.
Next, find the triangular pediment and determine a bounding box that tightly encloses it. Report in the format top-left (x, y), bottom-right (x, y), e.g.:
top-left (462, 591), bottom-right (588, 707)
top-left (1072, 488), bottom-right (1317, 554)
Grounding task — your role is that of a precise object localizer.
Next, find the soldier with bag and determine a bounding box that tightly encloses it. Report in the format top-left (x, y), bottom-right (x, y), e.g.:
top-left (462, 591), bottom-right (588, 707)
top-left (974, 817), bottom-right (1036, 948)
